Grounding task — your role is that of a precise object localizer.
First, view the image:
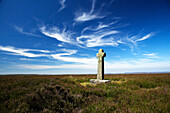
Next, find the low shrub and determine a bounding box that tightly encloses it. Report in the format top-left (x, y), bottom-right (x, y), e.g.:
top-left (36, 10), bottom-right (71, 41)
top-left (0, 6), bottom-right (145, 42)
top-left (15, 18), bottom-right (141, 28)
top-left (0, 74), bottom-right (169, 112)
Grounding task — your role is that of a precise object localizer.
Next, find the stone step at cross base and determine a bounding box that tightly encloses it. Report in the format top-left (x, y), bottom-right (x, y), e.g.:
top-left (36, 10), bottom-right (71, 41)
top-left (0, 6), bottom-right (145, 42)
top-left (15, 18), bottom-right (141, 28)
top-left (90, 79), bottom-right (111, 84)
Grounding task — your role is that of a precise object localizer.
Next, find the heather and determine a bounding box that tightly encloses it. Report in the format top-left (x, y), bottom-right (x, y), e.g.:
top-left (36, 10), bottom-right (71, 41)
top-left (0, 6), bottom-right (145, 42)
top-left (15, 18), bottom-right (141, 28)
top-left (0, 74), bottom-right (169, 112)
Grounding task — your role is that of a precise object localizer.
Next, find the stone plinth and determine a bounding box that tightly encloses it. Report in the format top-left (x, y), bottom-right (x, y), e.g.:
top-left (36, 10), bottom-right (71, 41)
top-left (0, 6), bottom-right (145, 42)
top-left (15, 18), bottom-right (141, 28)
top-left (90, 79), bottom-right (111, 83)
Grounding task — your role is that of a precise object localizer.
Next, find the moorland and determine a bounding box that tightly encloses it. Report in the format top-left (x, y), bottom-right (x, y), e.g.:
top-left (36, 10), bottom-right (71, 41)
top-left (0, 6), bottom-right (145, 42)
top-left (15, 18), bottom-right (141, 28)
top-left (0, 73), bottom-right (170, 112)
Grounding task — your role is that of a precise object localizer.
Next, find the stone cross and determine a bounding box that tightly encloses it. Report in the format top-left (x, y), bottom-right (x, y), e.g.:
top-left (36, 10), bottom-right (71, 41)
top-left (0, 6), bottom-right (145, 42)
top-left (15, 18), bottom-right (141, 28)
top-left (90, 49), bottom-right (110, 83)
top-left (96, 49), bottom-right (106, 80)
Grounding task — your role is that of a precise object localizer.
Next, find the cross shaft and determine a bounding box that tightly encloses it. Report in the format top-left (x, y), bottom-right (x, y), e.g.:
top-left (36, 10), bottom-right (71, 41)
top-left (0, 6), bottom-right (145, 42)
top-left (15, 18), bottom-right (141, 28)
top-left (96, 49), bottom-right (106, 80)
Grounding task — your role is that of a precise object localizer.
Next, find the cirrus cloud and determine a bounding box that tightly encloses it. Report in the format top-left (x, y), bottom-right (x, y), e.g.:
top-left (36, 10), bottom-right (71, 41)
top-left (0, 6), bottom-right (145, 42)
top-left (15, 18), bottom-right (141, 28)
top-left (0, 45), bottom-right (97, 64)
top-left (74, 0), bottom-right (105, 22)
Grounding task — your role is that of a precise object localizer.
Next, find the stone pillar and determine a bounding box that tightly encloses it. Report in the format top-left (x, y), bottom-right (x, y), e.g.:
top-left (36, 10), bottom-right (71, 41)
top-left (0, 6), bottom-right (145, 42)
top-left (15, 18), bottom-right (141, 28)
top-left (90, 49), bottom-right (110, 83)
top-left (96, 49), bottom-right (106, 80)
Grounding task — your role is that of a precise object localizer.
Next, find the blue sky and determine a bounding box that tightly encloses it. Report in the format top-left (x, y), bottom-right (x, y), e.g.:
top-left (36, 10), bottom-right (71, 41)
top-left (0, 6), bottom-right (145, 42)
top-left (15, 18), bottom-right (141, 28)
top-left (0, 0), bottom-right (170, 74)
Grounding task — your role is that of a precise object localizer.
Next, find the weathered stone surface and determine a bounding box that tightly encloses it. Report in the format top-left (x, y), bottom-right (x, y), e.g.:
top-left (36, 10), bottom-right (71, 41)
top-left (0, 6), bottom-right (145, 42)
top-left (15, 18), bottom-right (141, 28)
top-left (96, 49), bottom-right (106, 80)
top-left (90, 49), bottom-right (110, 84)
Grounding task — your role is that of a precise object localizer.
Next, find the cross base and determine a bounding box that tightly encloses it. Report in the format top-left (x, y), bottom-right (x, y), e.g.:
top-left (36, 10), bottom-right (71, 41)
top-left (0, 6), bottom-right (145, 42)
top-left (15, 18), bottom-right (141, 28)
top-left (90, 79), bottom-right (111, 84)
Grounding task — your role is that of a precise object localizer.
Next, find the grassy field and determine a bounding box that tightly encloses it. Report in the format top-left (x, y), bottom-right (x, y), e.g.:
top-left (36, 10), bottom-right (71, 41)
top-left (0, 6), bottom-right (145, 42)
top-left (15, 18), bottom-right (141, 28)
top-left (0, 73), bottom-right (170, 112)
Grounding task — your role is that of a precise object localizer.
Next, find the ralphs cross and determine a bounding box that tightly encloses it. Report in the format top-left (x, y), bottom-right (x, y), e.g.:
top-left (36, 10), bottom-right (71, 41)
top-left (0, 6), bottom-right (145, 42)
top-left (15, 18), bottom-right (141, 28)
top-left (90, 49), bottom-right (110, 83)
top-left (97, 49), bottom-right (106, 80)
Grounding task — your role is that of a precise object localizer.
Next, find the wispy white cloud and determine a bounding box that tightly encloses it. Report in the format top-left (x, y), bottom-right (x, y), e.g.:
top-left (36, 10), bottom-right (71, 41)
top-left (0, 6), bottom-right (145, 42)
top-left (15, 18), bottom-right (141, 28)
top-left (51, 54), bottom-right (97, 64)
top-left (50, 48), bottom-right (97, 63)
top-left (90, 0), bottom-right (96, 14)
top-left (0, 46), bottom-right (48, 57)
top-left (75, 12), bottom-right (104, 22)
top-left (54, 48), bottom-right (77, 56)
top-left (77, 30), bottom-right (119, 47)
top-left (39, 0), bottom-right (154, 51)
top-left (38, 0), bottom-right (154, 50)
top-left (81, 21), bottom-right (118, 34)
top-left (40, 25), bottom-right (74, 43)
top-left (109, 0), bottom-right (114, 5)
top-left (143, 53), bottom-right (159, 58)
top-left (40, 25), bottom-right (85, 48)
top-left (14, 25), bottom-right (40, 37)
top-left (74, 0), bottom-right (105, 22)
top-left (58, 0), bottom-right (66, 12)
top-left (58, 43), bottom-right (64, 47)
top-left (40, 24), bottom-right (155, 50)
top-left (40, 24), bottom-right (120, 48)
top-left (119, 32), bottom-right (155, 51)
top-left (27, 49), bottom-right (51, 53)
top-left (128, 32), bottom-right (154, 45)
top-left (136, 32), bottom-right (155, 42)
top-left (20, 58), bottom-right (34, 61)
top-left (0, 45), bottom-right (97, 64)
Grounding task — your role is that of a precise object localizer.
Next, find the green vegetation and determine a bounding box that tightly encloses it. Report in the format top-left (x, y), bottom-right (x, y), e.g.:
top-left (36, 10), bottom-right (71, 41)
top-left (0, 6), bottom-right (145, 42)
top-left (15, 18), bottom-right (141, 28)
top-left (0, 74), bottom-right (170, 112)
